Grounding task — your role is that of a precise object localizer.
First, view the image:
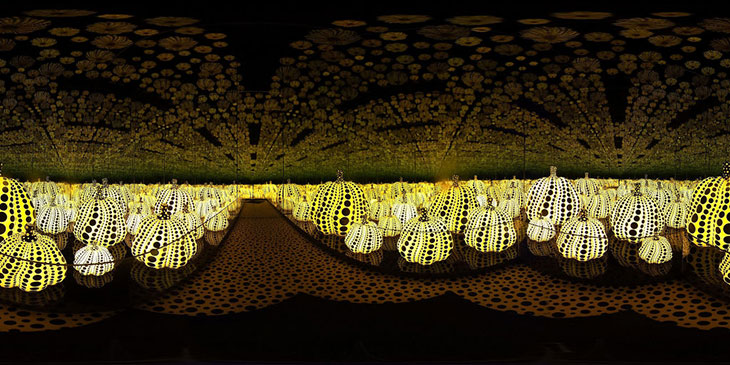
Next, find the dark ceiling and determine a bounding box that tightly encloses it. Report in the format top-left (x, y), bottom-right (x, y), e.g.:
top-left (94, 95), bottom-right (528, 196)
top-left (1, 0), bottom-right (729, 183)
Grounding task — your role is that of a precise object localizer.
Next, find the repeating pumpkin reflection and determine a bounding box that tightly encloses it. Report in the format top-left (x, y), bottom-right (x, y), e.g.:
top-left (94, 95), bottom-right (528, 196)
top-left (282, 206), bottom-right (730, 305)
top-left (0, 213), bottom-right (237, 310)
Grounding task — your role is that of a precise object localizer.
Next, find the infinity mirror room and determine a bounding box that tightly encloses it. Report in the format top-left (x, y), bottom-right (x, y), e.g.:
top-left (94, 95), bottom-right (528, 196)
top-left (1, 0), bottom-right (730, 363)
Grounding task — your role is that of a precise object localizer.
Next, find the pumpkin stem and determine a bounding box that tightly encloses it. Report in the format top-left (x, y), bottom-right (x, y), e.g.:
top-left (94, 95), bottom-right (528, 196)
top-left (0, 162), bottom-right (3, 176)
top-left (584, 172), bottom-right (589, 179)
top-left (171, 179), bottom-right (178, 188)
top-left (361, 214), bottom-right (368, 224)
top-left (723, 161), bottom-right (730, 179)
top-left (336, 170), bottom-right (343, 182)
top-left (452, 175), bottom-right (459, 187)
top-left (550, 166), bottom-right (557, 177)
top-left (578, 209), bottom-right (588, 221)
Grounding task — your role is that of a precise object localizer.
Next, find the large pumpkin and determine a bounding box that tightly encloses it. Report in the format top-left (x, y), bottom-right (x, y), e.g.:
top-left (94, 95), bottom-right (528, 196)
top-left (610, 183), bottom-right (665, 243)
top-left (463, 200), bottom-right (516, 253)
top-left (687, 162), bottom-right (730, 250)
top-left (428, 175), bottom-right (478, 234)
top-left (311, 170), bottom-right (369, 236)
top-left (397, 208), bottom-right (453, 265)
top-left (132, 204), bottom-right (198, 269)
top-left (526, 166), bottom-right (581, 225)
top-left (0, 165), bottom-right (35, 241)
top-left (73, 186), bottom-right (126, 247)
top-left (0, 225), bottom-right (67, 292)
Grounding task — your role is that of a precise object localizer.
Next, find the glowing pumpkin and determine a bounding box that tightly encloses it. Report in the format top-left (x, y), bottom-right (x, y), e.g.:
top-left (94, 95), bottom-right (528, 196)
top-left (610, 183), bottom-right (665, 243)
top-left (73, 243), bottom-right (115, 276)
top-left (73, 185), bottom-right (126, 247)
top-left (344, 215), bottom-right (383, 254)
top-left (311, 170), bottom-right (369, 236)
top-left (556, 210), bottom-right (607, 261)
top-left (397, 208), bottom-right (453, 265)
top-left (527, 166), bottom-right (581, 225)
top-left (687, 162), bottom-right (730, 250)
top-left (132, 204), bottom-right (197, 269)
top-left (0, 164), bottom-right (35, 241)
top-left (428, 175), bottom-right (478, 234)
top-left (0, 225), bottom-right (66, 292)
top-left (464, 200), bottom-right (516, 253)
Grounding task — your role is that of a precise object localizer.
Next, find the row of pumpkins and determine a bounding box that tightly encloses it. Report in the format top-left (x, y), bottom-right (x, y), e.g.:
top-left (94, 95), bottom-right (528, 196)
top-left (0, 169), bottom-right (242, 292)
top-left (273, 164), bottom-right (729, 282)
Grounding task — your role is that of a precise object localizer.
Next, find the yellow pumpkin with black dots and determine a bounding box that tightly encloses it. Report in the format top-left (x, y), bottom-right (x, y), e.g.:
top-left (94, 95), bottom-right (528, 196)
top-left (397, 208), bottom-right (453, 265)
top-left (74, 184), bottom-right (126, 247)
top-left (0, 225), bottom-right (67, 292)
top-left (687, 162), bottom-right (730, 250)
top-left (154, 179), bottom-right (195, 216)
top-left (132, 204), bottom-right (198, 269)
top-left (428, 175), bottom-right (478, 234)
top-left (0, 163), bottom-right (35, 241)
top-left (464, 198), bottom-right (516, 253)
top-left (344, 215), bottom-right (383, 254)
top-left (311, 170), bottom-right (369, 236)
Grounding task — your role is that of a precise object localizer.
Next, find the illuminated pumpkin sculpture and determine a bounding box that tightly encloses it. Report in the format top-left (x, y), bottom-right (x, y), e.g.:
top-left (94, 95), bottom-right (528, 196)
top-left (526, 166), bottom-right (581, 226)
top-left (586, 193), bottom-right (611, 219)
top-left (276, 179), bottom-right (300, 212)
top-left (392, 192), bottom-right (418, 225)
top-left (203, 204), bottom-right (229, 231)
top-left (74, 184), bottom-right (126, 247)
top-left (527, 215), bottom-right (556, 242)
top-left (687, 162), bottom-right (730, 250)
top-left (556, 209), bottom-right (608, 261)
top-left (466, 175), bottom-right (486, 195)
top-left (638, 235), bottom-right (673, 264)
top-left (575, 172), bottom-right (600, 197)
top-left (132, 204), bottom-right (197, 269)
top-left (0, 225), bottom-right (67, 292)
top-left (610, 183), bottom-right (665, 243)
top-left (428, 175), bottom-right (478, 234)
top-left (377, 214), bottom-right (402, 237)
top-left (311, 170), bottom-right (369, 236)
top-left (154, 179), bottom-right (195, 215)
top-left (73, 243), bottom-right (115, 276)
top-left (293, 199), bottom-right (312, 221)
top-left (126, 206), bottom-right (146, 236)
top-left (36, 199), bottom-right (69, 235)
top-left (464, 198), bottom-right (516, 253)
top-left (177, 203), bottom-right (204, 240)
top-left (397, 208), bottom-right (453, 265)
top-left (0, 163), bottom-right (35, 241)
top-left (664, 197), bottom-right (688, 229)
top-left (344, 215), bottom-right (383, 254)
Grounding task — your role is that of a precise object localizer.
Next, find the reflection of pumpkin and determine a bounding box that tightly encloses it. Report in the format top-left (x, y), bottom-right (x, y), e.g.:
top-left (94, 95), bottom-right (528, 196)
top-left (74, 271), bottom-right (114, 289)
top-left (311, 170), bottom-right (369, 236)
top-left (687, 162), bottom-right (730, 250)
top-left (0, 226), bottom-right (67, 292)
top-left (397, 208), bottom-right (453, 265)
top-left (0, 168), bottom-right (35, 241)
top-left (131, 260), bottom-right (196, 291)
top-left (559, 256), bottom-right (607, 279)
